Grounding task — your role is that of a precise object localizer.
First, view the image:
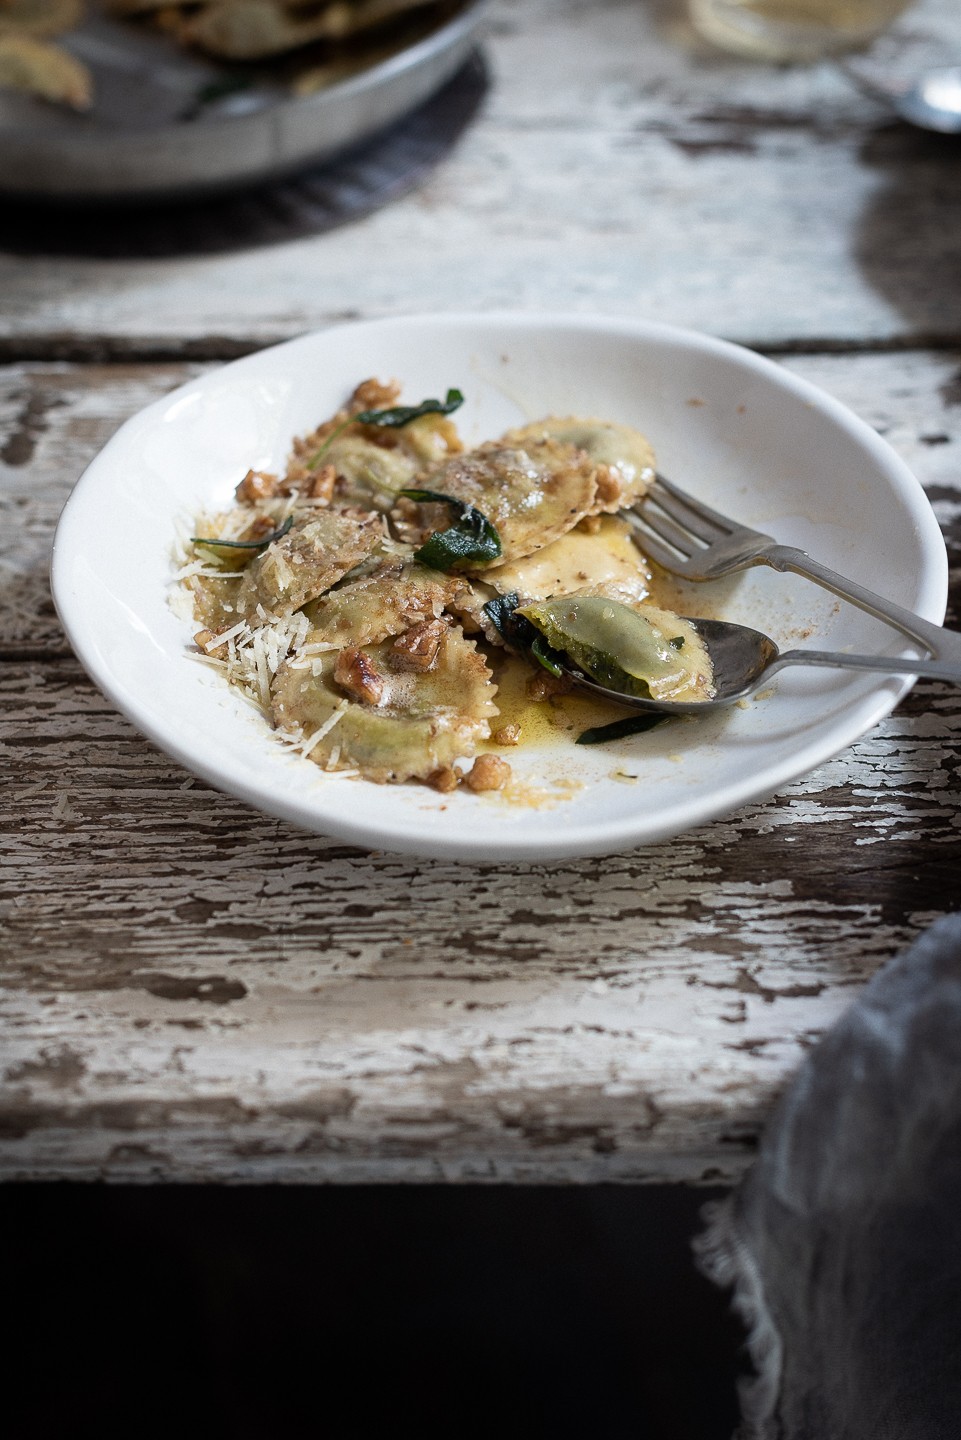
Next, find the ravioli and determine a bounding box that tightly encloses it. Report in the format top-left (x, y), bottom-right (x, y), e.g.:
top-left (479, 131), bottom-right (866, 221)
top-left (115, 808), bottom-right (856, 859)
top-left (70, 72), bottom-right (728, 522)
top-left (503, 418), bottom-right (655, 513)
top-left (423, 439), bottom-right (600, 569)
top-left (519, 597), bottom-right (714, 704)
top-left (270, 627), bottom-right (497, 782)
top-left (304, 561), bottom-right (463, 648)
top-left (179, 379), bottom-right (711, 794)
top-left (236, 510), bottom-right (381, 621)
top-left (487, 516), bottom-right (652, 605)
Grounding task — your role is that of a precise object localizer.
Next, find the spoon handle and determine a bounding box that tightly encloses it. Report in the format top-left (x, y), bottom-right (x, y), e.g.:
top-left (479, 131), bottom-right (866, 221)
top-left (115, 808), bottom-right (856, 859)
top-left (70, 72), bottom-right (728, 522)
top-left (772, 648), bottom-right (961, 685)
top-left (764, 545), bottom-right (961, 663)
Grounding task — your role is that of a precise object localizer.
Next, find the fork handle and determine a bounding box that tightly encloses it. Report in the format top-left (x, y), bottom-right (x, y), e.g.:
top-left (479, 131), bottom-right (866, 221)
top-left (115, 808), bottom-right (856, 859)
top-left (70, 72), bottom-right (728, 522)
top-left (763, 545), bottom-right (961, 663)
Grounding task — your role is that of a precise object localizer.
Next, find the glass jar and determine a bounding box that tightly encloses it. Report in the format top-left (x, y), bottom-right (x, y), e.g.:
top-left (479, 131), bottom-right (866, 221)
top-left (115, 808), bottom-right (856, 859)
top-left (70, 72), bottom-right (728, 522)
top-left (689, 0), bottom-right (913, 62)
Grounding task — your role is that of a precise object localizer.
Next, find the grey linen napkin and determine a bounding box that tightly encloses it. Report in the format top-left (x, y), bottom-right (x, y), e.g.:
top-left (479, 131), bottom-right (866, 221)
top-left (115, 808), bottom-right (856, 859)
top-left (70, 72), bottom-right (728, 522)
top-left (697, 914), bottom-right (961, 1440)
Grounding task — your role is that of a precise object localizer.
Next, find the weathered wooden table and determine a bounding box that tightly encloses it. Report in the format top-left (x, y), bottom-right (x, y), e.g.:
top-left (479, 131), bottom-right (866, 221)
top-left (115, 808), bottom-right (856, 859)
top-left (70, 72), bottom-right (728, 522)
top-left (2, 0), bottom-right (960, 1185)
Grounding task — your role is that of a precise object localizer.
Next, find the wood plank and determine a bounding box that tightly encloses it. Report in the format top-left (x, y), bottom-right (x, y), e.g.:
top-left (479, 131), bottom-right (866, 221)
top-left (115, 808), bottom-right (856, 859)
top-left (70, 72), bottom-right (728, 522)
top-left (0, 362), bottom-right (202, 652)
top-left (1, 0), bottom-right (960, 353)
top-left (2, 654), bottom-right (959, 1182)
top-left (2, 346), bottom-right (960, 1181)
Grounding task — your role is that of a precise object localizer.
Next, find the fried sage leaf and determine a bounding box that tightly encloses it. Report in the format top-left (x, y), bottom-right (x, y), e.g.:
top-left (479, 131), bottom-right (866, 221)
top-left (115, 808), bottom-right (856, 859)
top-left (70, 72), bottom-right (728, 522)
top-left (518, 596), bottom-right (714, 704)
top-left (402, 488), bottom-right (502, 573)
top-left (308, 388), bottom-right (464, 470)
top-left (0, 34), bottom-right (91, 108)
top-left (531, 636), bottom-right (564, 677)
top-left (191, 514), bottom-right (293, 552)
top-left (576, 715), bottom-right (668, 745)
top-left (481, 591), bottom-right (566, 672)
top-left (352, 388), bottom-right (464, 431)
top-left (481, 590), bottom-right (523, 645)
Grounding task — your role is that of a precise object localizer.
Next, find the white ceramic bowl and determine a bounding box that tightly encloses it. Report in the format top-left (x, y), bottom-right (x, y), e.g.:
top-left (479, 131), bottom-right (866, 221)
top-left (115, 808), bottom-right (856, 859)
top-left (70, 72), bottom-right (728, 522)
top-left (51, 313), bottom-right (947, 860)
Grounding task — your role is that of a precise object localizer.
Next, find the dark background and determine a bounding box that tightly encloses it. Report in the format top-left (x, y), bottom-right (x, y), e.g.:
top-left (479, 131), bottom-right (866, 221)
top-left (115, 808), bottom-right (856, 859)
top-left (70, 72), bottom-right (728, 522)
top-left (4, 1183), bottom-right (744, 1438)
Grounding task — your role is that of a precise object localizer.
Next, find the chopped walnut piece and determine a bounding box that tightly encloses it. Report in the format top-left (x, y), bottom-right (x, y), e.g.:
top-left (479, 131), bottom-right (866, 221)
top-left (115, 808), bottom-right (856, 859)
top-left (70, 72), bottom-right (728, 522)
top-left (352, 377), bottom-right (401, 411)
top-left (333, 647), bottom-right (385, 706)
top-left (276, 461), bottom-right (336, 500)
top-left (594, 465), bottom-right (622, 508)
top-left (492, 724), bottom-right (521, 746)
top-left (389, 492), bottom-right (443, 546)
top-left (194, 628), bottom-right (228, 659)
top-left (278, 463), bottom-right (311, 495)
top-left (391, 618), bottom-right (447, 672)
top-left (427, 766), bottom-right (460, 793)
top-left (308, 463), bottom-right (337, 502)
top-left (243, 514), bottom-right (280, 542)
top-left (234, 469), bottom-right (278, 504)
top-left (287, 379), bottom-right (402, 473)
top-left (392, 494), bottom-right (419, 522)
top-left (526, 669), bottom-right (573, 703)
top-left (464, 755), bottom-right (512, 792)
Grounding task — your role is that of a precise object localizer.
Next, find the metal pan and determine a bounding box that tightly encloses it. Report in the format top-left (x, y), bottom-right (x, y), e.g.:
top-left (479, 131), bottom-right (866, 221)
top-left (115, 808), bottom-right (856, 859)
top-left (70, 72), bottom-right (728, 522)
top-left (0, 0), bottom-right (489, 201)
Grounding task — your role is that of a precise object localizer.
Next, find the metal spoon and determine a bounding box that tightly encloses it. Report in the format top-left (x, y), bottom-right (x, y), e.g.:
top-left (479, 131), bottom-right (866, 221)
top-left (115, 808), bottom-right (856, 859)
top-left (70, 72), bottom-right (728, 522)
top-left (555, 617), bottom-right (961, 716)
top-left (840, 61), bottom-right (961, 134)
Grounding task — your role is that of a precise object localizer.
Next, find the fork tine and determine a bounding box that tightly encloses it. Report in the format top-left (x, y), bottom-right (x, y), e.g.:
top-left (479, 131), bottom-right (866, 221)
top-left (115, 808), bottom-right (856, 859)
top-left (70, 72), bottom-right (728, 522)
top-left (624, 510), bottom-right (699, 570)
top-left (630, 506), bottom-right (702, 560)
top-left (641, 487), bottom-right (717, 549)
top-left (628, 470), bottom-right (777, 582)
top-left (645, 473), bottom-right (736, 540)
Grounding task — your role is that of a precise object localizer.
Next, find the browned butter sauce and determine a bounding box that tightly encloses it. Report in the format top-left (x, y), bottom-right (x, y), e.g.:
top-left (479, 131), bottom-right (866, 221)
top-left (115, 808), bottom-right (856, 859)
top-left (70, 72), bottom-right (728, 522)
top-left (478, 651), bottom-right (641, 756)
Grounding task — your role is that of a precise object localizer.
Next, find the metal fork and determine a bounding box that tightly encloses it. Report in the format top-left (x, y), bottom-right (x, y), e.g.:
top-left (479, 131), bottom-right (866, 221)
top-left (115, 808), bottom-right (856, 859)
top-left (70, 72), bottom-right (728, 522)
top-left (625, 471), bottom-right (961, 667)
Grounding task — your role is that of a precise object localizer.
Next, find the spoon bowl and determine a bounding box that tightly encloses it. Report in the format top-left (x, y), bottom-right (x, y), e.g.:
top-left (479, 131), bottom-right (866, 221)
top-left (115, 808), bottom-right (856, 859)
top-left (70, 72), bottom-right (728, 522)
top-left (555, 616), bottom-right (961, 715)
top-left (896, 66), bottom-right (961, 134)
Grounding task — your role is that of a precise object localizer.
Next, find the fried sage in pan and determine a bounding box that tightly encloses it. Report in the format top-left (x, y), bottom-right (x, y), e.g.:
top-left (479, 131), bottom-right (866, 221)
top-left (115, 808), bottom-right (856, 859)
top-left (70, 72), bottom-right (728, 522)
top-left (0, 32), bottom-right (91, 107)
top-left (0, 0), bottom-right (91, 109)
top-left (0, 0), bottom-right (85, 39)
top-left (182, 0), bottom-right (443, 61)
top-left (0, 0), bottom-right (456, 111)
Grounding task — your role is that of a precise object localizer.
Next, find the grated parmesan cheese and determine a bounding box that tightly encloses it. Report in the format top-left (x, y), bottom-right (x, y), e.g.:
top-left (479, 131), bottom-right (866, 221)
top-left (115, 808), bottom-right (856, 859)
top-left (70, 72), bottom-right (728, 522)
top-left (301, 699), bottom-right (348, 757)
top-left (206, 620), bottom-right (248, 651)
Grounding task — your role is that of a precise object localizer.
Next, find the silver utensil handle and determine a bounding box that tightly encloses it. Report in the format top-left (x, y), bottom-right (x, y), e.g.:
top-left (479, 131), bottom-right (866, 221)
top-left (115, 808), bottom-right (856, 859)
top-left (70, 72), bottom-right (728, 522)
top-left (764, 545), bottom-right (961, 662)
top-left (772, 648), bottom-right (961, 684)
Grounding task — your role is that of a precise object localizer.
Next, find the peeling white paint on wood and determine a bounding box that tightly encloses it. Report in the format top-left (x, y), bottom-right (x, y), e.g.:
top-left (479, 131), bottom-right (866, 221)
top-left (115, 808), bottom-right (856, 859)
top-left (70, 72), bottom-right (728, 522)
top-left (1, 350), bottom-right (960, 1181)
